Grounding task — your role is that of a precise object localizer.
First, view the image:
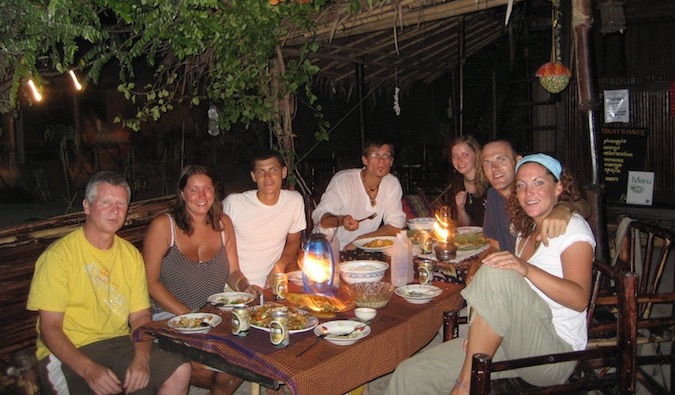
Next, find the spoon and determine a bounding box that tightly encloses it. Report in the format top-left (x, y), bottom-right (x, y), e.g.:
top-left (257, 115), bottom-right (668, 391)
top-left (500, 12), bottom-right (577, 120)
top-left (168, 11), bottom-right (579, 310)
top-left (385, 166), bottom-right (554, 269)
top-left (296, 326), bottom-right (329, 358)
top-left (357, 213), bottom-right (377, 222)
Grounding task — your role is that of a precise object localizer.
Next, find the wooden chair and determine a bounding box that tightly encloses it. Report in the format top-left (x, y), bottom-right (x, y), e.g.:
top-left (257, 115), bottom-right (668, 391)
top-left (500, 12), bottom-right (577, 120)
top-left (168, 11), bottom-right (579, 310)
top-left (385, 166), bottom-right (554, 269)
top-left (588, 220), bottom-right (675, 393)
top-left (464, 261), bottom-right (637, 394)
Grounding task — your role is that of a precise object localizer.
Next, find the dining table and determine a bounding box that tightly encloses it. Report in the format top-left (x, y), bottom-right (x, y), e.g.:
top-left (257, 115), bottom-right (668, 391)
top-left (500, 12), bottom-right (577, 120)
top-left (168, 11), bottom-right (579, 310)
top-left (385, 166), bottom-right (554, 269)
top-left (134, 245), bottom-right (491, 395)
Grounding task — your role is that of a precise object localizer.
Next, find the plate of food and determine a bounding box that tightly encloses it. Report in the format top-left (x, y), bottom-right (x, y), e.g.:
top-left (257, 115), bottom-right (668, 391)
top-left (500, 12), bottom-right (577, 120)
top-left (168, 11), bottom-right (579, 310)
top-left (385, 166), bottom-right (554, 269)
top-left (352, 236), bottom-right (397, 252)
top-left (207, 292), bottom-right (255, 310)
top-left (406, 217), bottom-right (436, 231)
top-left (250, 304), bottom-right (319, 334)
top-left (314, 320), bottom-right (371, 346)
top-left (454, 226), bottom-right (488, 251)
top-left (395, 284), bottom-right (442, 304)
top-left (168, 313), bottom-right (222, 334)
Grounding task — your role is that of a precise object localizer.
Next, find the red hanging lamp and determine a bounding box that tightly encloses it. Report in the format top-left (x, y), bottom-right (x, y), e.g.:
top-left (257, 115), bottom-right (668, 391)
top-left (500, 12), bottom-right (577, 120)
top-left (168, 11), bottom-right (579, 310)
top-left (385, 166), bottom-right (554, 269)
top-left (536, 0), bottom-right (572, 94)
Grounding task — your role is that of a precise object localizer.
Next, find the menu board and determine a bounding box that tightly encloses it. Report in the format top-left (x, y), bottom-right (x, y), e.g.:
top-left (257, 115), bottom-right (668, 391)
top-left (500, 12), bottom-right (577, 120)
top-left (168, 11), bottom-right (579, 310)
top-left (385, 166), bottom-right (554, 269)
top-left (601, 127), bottom-right (648, 204)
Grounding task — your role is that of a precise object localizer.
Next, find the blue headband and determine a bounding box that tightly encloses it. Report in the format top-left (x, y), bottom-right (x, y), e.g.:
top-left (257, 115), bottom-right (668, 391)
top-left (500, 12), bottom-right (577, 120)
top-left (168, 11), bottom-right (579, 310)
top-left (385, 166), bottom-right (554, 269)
top-left (515, 153), bottom-right (562, 180)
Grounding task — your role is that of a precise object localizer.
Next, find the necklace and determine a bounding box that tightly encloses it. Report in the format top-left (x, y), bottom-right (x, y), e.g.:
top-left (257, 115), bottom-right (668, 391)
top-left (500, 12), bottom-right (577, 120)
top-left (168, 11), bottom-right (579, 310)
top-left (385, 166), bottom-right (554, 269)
top-left (464, 177), bottom-right (476, 183)
top-left (361, 170), bottom-right (378, 207)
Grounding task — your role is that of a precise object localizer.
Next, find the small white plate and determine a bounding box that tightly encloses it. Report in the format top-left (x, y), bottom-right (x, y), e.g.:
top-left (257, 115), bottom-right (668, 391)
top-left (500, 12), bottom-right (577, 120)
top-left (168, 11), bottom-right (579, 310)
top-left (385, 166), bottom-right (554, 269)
top-left (168, 313), bottom-right (222, 334)
top-left (314, 320), bottom-right (371, 346)
top-left (207, 292), bottom-right (255, 310)
top-left (353, 236), bottom-right (397, 252)
top-left (407, 217), bottom-right (436, 231)
top-left (395, 284), bottom-right (442, 304)
top-left (286, 271), bottom-right (304, 286)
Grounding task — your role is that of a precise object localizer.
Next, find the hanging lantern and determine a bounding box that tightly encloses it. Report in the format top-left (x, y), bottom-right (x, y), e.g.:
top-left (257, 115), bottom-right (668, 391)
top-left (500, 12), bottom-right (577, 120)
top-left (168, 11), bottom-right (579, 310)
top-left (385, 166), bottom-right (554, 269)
top-left (536, 0), bottom-right (571, 94)
top-left (536, 62), bottom-right (572, 94)
top-left (301, 233), bottom-right (337, 294)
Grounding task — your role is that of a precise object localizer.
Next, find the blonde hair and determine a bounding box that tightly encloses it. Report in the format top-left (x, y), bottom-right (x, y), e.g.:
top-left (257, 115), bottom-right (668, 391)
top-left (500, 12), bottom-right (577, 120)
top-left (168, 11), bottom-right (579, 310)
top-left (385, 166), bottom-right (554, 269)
top-left (449, 135), bottom-right (487, 196)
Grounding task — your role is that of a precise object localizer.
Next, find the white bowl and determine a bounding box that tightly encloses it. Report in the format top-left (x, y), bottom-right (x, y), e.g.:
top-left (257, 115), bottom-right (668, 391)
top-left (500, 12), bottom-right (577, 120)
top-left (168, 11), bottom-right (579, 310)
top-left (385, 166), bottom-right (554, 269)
top-left (395, 284), bottom-right (442, 305)
top-left (354, 307), bottom-right (377, 322)
top-left (406, 217), bottom-right (436, 231)
top-left (314, 320), bottom-right (371, 346)
top-left (338, 260), bottom-right (388, 285)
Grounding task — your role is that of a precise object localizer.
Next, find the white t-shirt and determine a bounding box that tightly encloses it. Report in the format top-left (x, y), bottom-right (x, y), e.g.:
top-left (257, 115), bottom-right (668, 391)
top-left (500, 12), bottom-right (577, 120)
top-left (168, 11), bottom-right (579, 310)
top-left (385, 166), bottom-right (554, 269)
top-left (312, 168), bottom-right (406, 250)
top-left (516, 214), bottom-right (596, 351)
top-left (223, 190), bottom-right (306, 287)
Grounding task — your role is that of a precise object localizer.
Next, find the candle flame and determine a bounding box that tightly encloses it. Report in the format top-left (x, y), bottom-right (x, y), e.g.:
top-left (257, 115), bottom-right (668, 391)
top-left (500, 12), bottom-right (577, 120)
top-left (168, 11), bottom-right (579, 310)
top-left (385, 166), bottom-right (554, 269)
top-left (433, 221), bottom-right (449, 242)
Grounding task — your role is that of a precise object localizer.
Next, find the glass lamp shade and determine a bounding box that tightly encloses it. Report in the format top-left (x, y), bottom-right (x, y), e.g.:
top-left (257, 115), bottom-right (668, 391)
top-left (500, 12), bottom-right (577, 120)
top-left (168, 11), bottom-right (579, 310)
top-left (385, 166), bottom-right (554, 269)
top-left (302, 233), bottom-right (337, 294)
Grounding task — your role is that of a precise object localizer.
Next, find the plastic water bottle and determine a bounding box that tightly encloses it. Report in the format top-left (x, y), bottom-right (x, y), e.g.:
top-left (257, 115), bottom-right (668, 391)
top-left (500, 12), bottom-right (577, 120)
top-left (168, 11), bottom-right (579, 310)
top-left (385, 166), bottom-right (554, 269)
top-left (391, 231), bottom-right (411, 287)
top-left (403, 231), bottom-right (414, 283)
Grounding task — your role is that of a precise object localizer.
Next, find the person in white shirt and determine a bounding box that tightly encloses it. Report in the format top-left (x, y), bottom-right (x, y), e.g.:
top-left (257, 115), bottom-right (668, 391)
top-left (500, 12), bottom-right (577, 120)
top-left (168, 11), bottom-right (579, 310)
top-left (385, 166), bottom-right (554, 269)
top-left (223, 150), bottom-right (306, 287)
top-left (312, 139), bottom-right (406, 250)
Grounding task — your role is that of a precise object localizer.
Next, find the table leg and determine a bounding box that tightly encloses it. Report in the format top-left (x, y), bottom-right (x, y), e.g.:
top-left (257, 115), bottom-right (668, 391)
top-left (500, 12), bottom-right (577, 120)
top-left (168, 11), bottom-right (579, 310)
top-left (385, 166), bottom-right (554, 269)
top-left (251, 382), bottom-right (260, 395)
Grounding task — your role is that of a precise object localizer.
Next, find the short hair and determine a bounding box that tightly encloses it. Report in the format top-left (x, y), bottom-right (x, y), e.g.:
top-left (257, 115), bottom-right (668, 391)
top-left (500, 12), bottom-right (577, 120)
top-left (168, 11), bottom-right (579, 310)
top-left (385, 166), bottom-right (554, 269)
top-left (171, 165), bottom-right (222, 235)
top-left (483, 139), bottom-right (518, 160)
top-left (84, 171), bottom-right (131, 204)
top-left (362, 139), bottom-right (395, 157)
top-left (251, 149), bottom-right (286, 171)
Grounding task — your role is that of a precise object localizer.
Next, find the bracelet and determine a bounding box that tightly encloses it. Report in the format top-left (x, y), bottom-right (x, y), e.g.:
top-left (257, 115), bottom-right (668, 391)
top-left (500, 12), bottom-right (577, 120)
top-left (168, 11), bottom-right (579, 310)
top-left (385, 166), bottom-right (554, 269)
top-left (455, 380), bottom-right (469, 390)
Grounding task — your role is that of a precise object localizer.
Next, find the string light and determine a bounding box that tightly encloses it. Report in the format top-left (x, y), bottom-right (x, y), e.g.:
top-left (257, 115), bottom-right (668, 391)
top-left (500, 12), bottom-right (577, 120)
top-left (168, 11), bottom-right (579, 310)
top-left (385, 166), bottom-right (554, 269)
top-left (27, 79), bottom-right (42, 102)
top-left (69, 70), bottom-right (82, 91)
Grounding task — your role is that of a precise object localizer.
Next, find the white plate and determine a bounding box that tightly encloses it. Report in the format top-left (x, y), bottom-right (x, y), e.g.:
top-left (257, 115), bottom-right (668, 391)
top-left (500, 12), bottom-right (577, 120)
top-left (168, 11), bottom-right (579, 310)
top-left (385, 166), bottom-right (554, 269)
top-left (286, 271), bottom-right (304, 286)
top-left (353, 236), bottom-right (397, 252)
top-left (314, 320), bottom-right (371, 346)
top-left (207, 292), bottom-right (255, 310)
top-left (395, 284), bottom-right (442, 304)
top-left (457, 226), bottom-right (483, 234)
top-left (407, 217), bottom-right (436, 231)
top-left (168, 313), bottom-right (222, 334)
top-left (250, 305), bottom-right (319, 334)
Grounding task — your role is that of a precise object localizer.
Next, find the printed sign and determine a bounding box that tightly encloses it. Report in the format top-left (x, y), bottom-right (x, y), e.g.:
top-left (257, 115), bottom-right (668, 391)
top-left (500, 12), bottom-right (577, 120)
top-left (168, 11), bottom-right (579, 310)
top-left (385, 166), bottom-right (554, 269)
top-left (601, 127), bottom-right (648, 204)
top-left (604, 89), bottom-right (630, 123)
top-left (626, 171), bottom-right (654, 205)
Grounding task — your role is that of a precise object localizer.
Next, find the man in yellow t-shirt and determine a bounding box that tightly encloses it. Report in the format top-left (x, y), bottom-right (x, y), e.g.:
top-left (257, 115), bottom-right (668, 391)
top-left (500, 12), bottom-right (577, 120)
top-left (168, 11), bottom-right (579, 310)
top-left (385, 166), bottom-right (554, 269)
top-left (27, 171), bottom-right (191, 395)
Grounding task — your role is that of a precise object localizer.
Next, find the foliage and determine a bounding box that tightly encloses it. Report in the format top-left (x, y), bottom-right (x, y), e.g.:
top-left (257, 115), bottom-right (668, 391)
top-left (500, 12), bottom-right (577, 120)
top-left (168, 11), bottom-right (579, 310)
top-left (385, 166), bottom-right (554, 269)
top-left (0, 0), bottom-right (328, 146)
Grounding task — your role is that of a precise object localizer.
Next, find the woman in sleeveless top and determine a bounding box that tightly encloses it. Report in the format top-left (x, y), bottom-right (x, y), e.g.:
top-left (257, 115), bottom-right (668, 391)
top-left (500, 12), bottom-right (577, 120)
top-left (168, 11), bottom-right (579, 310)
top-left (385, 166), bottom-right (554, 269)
top-left (144, 165), bottom-right (258, 395)
top-left (448, 135), bottom-right (488, 226)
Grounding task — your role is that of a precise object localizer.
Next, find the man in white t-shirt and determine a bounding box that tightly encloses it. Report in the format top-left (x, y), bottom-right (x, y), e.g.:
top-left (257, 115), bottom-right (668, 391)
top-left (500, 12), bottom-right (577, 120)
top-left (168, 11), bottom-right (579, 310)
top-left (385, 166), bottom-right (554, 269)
top-left (312, 139), bottom-right (406, 250)
top-left (223, 150), bottom-right (306, 287)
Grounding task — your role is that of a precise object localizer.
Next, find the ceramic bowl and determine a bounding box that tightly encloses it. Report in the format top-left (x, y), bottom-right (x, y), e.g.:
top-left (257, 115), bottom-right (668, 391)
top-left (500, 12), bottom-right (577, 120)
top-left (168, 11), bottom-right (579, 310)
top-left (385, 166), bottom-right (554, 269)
top-left (354, 307), bottom-right (377, 321)
top-left (338, 260), bottom-right (388, 284)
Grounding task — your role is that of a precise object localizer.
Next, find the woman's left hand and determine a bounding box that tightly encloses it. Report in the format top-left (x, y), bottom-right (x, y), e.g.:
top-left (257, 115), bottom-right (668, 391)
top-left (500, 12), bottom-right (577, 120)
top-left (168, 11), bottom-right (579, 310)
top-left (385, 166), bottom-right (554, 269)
top-left (482, 250), bottom-right (529, 277)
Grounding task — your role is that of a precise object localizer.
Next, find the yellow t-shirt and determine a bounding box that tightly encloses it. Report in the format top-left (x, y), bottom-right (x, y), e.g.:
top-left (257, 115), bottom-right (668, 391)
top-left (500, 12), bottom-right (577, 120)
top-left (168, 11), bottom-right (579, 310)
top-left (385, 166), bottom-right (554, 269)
top-left (27, 227), bottom-right (149, 360)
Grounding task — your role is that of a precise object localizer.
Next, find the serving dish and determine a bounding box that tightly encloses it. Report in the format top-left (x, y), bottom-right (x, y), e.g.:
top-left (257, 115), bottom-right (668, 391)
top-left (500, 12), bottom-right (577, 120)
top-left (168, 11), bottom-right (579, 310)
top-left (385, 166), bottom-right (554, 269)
top-left (313, 320), bottom-right (371, 346)
top-left (250, 304), bottom-right (318, 334)
top-left (352, 236), bottom-right (397, 252)
top-left (338, 260), bottom-right (388, 284)
top-left (406, 217), bottom-right (436, 231)
top-left (395, 284), bottom-right (442, 304)
top-left (207, 291), bottom-right (255, 310)
top-left (168, 313), bottom-right (222, 334)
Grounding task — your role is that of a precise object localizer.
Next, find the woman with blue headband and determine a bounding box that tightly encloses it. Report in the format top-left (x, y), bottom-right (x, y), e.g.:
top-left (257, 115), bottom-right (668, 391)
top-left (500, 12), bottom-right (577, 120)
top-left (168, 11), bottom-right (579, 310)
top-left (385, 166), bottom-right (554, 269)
top-left (386, 154), bottom-right (595, 394)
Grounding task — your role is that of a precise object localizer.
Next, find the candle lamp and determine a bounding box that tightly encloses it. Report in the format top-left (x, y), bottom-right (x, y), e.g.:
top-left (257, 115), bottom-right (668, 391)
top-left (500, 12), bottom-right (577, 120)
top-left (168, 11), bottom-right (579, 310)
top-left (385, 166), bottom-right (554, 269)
top-left (432, 205), bottom-right (458, 261)
top-left (301, 233), bottom-right (338, 294)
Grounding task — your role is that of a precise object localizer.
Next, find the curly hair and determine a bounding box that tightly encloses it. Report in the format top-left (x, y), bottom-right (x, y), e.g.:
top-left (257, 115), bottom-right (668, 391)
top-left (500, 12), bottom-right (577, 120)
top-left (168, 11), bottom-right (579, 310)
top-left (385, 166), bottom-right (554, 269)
top-left (509, 167), bottom-right (582, 238)
top-left (170, 165), bottom-right (223, 235)
top-left (449, 135), bottom-right (488, 196)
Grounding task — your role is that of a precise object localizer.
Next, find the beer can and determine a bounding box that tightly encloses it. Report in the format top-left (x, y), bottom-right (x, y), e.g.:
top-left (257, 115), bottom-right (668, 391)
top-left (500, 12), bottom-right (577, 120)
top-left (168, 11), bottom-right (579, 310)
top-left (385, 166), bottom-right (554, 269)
top-left (270, 308), bottom-right (290, 347)
top-left (231, 305), bottom-right (250, 337)
top-left (272, 272), bottom-right (288, 300)
top-left (418, 230), bottom-right (434, 254)
top-left (417, 259), bottom-right (436, 285)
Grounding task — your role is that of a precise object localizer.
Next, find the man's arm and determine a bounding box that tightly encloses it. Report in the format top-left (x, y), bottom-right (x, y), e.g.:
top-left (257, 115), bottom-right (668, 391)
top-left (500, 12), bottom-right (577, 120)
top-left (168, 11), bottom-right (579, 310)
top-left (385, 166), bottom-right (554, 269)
top-left (266, 231), bottom-right (302, 287)
top-left (539, 202), bottom-right (580, 246)
top-left (39, 310), bottom-right (123, 394)
top-left (125, 309), bottom-right (153, 393)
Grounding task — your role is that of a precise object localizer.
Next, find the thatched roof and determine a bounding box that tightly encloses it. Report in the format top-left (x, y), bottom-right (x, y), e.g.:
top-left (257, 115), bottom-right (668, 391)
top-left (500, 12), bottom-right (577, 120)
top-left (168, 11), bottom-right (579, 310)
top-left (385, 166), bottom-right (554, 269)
top-left (282, 0), bottom-right (520, 93)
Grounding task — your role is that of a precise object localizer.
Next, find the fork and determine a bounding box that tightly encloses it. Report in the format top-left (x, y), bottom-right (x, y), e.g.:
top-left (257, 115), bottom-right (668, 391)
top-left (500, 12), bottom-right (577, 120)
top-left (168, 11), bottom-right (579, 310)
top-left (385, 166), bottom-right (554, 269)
top-left (357, 213), bottom-right (377, 222)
